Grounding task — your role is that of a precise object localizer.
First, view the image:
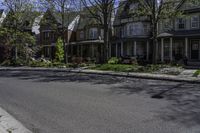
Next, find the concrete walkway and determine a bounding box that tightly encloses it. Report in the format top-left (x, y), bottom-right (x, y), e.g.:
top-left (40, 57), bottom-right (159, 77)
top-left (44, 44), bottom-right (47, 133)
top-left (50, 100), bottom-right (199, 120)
top-left (0, 107), bottom-right (32, 133)
top-left (0, 67), bottom-right (199, 83)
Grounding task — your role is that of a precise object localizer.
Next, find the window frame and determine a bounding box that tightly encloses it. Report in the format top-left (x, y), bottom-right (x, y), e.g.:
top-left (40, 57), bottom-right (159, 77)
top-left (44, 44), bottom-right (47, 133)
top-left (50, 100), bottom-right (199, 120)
top-left (191, 15), bottom-right (199, 29)
top-left (177, 18), bottom-right (186, 30)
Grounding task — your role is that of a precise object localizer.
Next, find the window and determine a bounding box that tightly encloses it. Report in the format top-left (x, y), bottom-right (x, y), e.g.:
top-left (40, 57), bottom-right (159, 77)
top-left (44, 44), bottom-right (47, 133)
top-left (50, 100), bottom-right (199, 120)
top-left (128, 24), bottom-right (134, 36)
top-left (177, 18), bottom-right (185, 29)
top-left (80, 31), bottom-right (84, 39)
top-left (89, 28), bottom-right (98, 39)
top-left (191, 16), bottom-right (199, 28)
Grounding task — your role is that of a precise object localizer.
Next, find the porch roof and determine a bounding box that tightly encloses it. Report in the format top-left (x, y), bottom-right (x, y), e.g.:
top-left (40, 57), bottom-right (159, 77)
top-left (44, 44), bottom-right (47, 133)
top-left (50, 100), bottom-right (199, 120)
top-left (158, 30), bottom-right (200, 38)
top-left (69, 40), bottom-right (104, 45)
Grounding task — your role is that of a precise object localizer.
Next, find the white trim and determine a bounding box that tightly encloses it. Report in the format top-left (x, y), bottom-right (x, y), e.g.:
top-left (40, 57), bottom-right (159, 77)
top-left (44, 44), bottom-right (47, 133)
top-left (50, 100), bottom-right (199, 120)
top-left (161, 38), bottom-right (164, 62)
top-left (121, 41), bottom-right (124, 56)
top-left (134, 41), bottom-right (137, 56)
top-left (170, 38), bottom-right (173, 61)
top-left (191, 15), bottom-right (199, 29)
top-left (146, 41), bottom-right (149, 60)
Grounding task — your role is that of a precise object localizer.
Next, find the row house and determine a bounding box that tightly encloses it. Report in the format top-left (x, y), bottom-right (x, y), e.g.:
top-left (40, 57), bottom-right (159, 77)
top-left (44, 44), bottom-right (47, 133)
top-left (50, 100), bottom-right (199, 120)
top-left (68, 9), bottom-right (106, 63)
top-left (112, 0), bottom-right (151, 61)
top-left (158, 0), bottom-right (200, 64)
top-left (39, 9), bottom-right (79, 59)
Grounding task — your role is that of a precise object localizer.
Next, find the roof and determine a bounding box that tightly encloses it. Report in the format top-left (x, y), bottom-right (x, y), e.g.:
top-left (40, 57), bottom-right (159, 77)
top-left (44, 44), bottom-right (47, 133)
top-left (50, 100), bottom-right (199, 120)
top-left (40, 9), bottom-right (79, 30)
top-left (158, 30), bottom-right (200, 38)
top-left (113, 0), bottom-right (151, 26)
top-left (0, 9), bottom-right (6, 25)
top-left (76, 8), bottom-right (101, 30)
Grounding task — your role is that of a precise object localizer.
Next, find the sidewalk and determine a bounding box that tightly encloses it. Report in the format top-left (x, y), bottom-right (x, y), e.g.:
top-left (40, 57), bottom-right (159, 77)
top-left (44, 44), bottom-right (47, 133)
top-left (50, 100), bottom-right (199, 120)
top-left (0, 107), bottom-right (32, 133)
top-left (0, 67), bottom-right (200, 83)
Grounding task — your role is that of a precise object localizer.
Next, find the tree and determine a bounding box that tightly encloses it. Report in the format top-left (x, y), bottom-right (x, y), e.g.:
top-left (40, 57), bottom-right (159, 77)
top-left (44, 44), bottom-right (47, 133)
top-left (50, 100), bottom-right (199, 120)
top-left (81, 0), bottom-right (117, 63)
top-left (137, 0), bottom-right (199, 64)
top-left (55, 37), bottom-right (64, 62)
top-left (41, 0), bottom-right (78, 64)
top-left (1, 0), bottom-right (37, 60)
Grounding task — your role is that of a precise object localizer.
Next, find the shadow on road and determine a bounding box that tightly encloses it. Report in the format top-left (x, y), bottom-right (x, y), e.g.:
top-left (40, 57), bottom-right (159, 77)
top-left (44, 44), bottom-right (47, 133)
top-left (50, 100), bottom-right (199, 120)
top-left (0, 70), bottom-right (200, 128)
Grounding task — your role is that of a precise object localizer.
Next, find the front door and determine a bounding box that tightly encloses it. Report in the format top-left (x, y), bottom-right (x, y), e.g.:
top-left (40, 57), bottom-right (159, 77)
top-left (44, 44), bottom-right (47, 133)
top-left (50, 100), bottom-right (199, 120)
top-left (191, 40), bottom-right (200, 60)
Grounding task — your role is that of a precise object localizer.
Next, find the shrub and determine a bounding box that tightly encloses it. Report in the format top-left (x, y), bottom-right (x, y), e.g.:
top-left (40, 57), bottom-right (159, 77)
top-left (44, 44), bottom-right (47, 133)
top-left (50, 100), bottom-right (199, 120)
top-left (193, 70), bottom-right (200, 77)
top-left (55, 38), bottom-right (64, 62)
top-left (108, 57), bottom-right (119, 64)
top-left (93, 64), bottom-right (136, 72)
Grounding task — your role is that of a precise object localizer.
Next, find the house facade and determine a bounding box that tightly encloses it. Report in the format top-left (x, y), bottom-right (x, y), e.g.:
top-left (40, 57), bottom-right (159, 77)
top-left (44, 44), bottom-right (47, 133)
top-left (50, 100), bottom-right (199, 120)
top-left (158, 0), bottom-right (200, 64)
top-left (68, 9), bottom-right (105, 63)
top-left (39, 9), bottom-right (79, 59)
top-left (112, 0), bottom-right (152, 62)
top-left (1, 0), bottom-right (197, 65)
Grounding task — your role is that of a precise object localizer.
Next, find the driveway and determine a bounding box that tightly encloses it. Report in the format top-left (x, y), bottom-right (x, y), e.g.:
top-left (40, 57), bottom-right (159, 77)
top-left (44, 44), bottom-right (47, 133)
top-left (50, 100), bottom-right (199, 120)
top-left (0, 71), bottom-right (199, 133)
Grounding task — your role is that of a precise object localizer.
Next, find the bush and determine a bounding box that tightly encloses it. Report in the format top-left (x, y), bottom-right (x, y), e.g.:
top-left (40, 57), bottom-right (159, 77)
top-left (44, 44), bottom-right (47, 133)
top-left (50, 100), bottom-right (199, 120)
top-left (55, 38), bottom-right (64, 62)
top-left (0, 58), bottom-right (26, 66)
top-left (93, 64), bottom-right (136, 72)
top-left (108, 57), bottom-right (119, 64)
top-left (193, 70), bottom-right (200, 77)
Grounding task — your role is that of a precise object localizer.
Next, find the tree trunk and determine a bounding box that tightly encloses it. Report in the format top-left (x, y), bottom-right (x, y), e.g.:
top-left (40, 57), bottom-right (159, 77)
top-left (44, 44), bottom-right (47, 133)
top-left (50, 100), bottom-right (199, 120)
top-left (15, 46), bottom-right (18, 60)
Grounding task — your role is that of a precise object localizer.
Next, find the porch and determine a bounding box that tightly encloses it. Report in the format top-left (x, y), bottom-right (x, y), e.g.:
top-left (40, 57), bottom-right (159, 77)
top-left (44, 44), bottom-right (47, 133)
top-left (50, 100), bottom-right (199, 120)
top-left (68, 40), bottom-right (104, 63)
top-left (111, 39), bottom-right (151, 61)
top-left (159, 37), bottom-right (200, 63)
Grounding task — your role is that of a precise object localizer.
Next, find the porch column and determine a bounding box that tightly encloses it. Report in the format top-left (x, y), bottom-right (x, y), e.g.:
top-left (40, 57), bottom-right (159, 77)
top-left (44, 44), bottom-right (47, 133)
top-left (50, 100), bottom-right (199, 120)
top-left (146, 40), bottom-right (149, 60)
top-left (161, 38), bottom-right (164, 62)
top-left (185, 37), bottom-right (188, 58)
top-left (170, 38), bottom-right (173, 61)
top-left (71, 45), bottom-right (73, 56)
top-left (115, 44), bottom-right (118, 57)
top-left (91, 44), bottom-right (94, 57)
top-left (77, 45), bottom-right (79, 57)
top-left (134, 41), bottom-right (137, 56)
top-left (80, 45), bottom-right (83, 57)
top-left (121, 41), bottom-right (123, 56)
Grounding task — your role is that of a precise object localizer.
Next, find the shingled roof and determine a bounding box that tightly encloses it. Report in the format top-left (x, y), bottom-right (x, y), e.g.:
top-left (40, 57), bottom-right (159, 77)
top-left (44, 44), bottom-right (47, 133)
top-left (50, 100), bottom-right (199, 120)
top-left (76, 7), bottom-right (101, 30)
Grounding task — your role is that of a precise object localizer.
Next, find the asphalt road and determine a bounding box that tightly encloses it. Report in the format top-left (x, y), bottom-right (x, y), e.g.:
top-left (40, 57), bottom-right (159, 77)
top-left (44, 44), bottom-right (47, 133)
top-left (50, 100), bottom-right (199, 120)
top-left (0, 70), bottom-right (200, 133)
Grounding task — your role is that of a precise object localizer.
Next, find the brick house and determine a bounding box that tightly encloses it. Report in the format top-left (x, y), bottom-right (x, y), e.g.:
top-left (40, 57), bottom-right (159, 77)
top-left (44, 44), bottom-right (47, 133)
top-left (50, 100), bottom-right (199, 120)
top-left (39, 9), bottom-right (79, 59)
top-left (68, 9), bottom-right (105, 63)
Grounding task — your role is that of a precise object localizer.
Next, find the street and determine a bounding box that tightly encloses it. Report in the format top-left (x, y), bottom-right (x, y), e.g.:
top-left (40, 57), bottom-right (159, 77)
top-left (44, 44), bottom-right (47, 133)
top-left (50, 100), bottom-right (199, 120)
top-left (0, 70), bottom-right (200, 133)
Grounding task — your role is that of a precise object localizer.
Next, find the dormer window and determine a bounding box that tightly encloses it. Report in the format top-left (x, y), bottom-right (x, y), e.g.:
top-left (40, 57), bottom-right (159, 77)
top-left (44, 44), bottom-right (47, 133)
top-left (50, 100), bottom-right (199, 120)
top-left (191, 16), bottom-right (199, 29)
top-left (89, 28), bottom-right (98, 39)
top-left (80, 31), bottom-right (84, 39)
top-left (177, 18), bottom-right (185, 29)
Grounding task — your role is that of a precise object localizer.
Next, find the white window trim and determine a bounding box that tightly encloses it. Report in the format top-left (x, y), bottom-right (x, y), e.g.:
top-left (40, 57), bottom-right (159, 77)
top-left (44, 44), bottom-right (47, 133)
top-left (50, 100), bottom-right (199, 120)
top-left (191, 16), bottom-right (199, 29)
top-left (177, 18), bottom-right (186, 30)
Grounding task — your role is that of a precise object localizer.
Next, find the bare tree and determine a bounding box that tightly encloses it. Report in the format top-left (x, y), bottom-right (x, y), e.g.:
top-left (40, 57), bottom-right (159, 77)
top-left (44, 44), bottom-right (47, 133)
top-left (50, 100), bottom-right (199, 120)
top-left (81, 0), bottom-right (117, 63)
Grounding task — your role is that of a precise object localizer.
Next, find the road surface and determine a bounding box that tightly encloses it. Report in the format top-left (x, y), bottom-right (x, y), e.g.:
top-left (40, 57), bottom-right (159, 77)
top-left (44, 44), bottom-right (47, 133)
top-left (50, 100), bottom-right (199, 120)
top-left (0, 70), bottom-right (200, 133)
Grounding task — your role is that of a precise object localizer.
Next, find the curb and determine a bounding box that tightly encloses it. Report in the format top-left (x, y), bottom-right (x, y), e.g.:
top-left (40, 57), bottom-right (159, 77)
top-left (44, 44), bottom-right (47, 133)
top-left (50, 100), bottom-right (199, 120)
top-left (0, 107), bottom-right (32, 133)
top-left (0, 67), bottom-right (200, 84)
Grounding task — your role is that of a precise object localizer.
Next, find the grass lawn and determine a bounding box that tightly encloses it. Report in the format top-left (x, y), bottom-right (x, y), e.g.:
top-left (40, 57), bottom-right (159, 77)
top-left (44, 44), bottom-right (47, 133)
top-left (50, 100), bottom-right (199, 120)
top-left (91, 64), bottom-right (172, 73)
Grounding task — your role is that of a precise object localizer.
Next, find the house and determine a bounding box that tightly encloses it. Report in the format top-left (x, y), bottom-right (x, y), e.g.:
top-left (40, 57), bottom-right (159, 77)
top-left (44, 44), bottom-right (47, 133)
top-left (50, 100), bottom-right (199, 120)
top-left (112, 0), bottom-right (151, 61)
top-left (39, 9), bottom-right (79, 59)
top-left (158, 0), bottom-right (200, 65)
top-left (68, 8), bottom-right (105, 63)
